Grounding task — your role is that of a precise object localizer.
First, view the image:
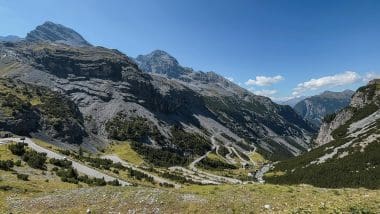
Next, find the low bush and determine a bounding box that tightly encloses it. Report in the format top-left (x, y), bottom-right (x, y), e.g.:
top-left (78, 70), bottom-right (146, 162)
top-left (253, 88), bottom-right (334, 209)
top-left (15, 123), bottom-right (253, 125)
top-left (8, 142), bottom-right (27, 156)
top-left (16, 173), bottom-right (29, 181)
top-left (49, 158), bottom-right (72, 168)
top-left (0, 160), bottom-right (14, 171)
top-left (22, 150), bottom-right (47, 170)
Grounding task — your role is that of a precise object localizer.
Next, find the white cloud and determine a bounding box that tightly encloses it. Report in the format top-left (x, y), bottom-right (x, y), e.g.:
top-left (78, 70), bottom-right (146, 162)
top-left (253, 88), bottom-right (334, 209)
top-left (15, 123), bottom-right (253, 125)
top-left (225, 77), bottom-right (234, 82)
top-left (271, 95), bottom-right (298, 102)
top-left (250, 89), bottom-right (278, 97)
top-left (245, 75), bottom-right (284, 86)
top-left (292, 71), bottom-right (360, 96)
top-left (363, 72), bottom-right (380, 82)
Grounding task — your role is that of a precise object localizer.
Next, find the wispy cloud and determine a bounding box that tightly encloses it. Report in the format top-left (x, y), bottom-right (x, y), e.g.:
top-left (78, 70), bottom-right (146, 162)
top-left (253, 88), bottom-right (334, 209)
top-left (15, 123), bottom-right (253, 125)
top-left (292, 71), bottom-right (360, 96)
top-left (250, 89), bottom-right (277, 97)
top-left (245, 75), bottom-right (284, 87)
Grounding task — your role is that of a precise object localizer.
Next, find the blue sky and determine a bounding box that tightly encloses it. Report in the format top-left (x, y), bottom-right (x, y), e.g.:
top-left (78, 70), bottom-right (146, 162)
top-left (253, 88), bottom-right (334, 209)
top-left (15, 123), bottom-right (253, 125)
top-left (1, 0), bottom-right (380, 101)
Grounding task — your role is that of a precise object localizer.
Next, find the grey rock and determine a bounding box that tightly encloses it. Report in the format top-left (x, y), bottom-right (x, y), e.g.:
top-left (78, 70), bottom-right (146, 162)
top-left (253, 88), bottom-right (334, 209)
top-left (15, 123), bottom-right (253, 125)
top-left (26, 21), bottom-right (91, 47)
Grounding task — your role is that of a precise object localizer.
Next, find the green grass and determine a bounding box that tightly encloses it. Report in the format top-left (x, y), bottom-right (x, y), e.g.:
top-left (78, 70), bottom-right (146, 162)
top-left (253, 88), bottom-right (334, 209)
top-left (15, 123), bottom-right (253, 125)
top-left (0, 141), bottom-right (379, 213)
top-left (1, 184), bottom-right (378, 213)
top-left (250, 152), bottom-right (268, 165)
top-left (0, 144), bottom-right (19, 161)
top-left (32, 138), bottom-right (62, 152)
top-left (105, 141), bottom-right (145, 166)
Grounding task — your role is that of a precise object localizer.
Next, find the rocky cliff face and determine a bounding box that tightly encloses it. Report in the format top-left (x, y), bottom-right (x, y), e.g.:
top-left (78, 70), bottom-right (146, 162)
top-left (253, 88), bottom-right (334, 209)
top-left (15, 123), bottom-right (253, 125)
top-left (315, 108), bottom-right (352, 146)
top-left (0, 21), bottom-right (315, 160)
top-left (293, 90), bottom-right (354, 127)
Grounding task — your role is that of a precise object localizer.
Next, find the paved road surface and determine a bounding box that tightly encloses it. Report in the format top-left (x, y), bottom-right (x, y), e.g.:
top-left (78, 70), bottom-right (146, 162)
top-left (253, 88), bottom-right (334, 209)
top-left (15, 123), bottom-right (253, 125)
top-left (187, 134), bottom-right (242, 184)
top-left (0, 138), bottom-right (131, 186)
top-left (102, 154), bottom-right (181, 188)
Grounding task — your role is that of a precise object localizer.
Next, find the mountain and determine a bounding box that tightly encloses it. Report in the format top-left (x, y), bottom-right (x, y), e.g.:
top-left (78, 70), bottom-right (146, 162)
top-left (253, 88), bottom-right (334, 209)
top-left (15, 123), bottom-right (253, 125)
top-left (0, 35), bottom-right (23, 42)
top-left (135, 50), bottom-right (190, 78)
top-left (293, 90), bottom-right (354, 127)
top-left (278, 96), bottom-right (306, 107)
top-left (265, 80), bottom-right (380, 189)
top-left (0, 21), bottom-right (315, 166)
top-left (136, 50), bottom-right (316, 159)
top-left (25, 21), bottom-right (91, 46)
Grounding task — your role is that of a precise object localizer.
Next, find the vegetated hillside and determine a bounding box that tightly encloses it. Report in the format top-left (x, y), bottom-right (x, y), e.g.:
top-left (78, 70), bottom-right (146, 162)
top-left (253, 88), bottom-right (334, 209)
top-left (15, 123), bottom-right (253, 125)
top-left (293, 90), bottom-right (354, 127)
top-left (0, 78), bottom-right (86, 144)
top-left (0, 21), bottom-right (315, 165)
top-left (265, 80), bottom-right (380, 189)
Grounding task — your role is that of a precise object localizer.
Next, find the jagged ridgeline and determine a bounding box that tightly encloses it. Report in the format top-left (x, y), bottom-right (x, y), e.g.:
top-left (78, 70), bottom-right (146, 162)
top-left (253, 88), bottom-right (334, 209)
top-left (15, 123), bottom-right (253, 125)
top-left (265, 80), bottom-right (380, 189)
top-left (0, 21), bottom-right (315, 165)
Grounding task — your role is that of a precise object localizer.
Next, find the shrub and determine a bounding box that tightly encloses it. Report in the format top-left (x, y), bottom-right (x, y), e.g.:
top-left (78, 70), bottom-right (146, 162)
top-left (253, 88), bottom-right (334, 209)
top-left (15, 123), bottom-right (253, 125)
top-left (0, 160), bottom-right (14, 171)
top-left (131, 142), bottom-right (189, 167)
top-left (129, 168), bottom-right (154, 183)
top-left (22, 150), bottom-right (47, 170)
top-left (49, 158), bottom-right (72, 168)
top-left (14, 160), bottom-right (22, 166)
top-left (171, 126), bottom-right (211, 156)
top-left (107, 179), bottom-right (121, 186)
top-left (16, 173), bottom-right (29, 181)
top-left (8, 142), bottom-right (27, 156)
top-left (106, 115), bottom-right (150, 141)
top-left (198, 157), bottom-right (237, 170)
top-left (0, 185), bottom-right (12, 191)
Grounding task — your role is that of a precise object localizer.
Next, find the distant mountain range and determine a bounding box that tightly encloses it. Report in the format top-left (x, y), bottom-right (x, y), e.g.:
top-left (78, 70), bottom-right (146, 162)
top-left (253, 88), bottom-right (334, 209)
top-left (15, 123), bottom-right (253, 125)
top-left (278, 96), bottom-right (307, 107)
top-left (293, 90), bottom-right (354, 127)
top-left (0, 35), bottom-right (23, 42)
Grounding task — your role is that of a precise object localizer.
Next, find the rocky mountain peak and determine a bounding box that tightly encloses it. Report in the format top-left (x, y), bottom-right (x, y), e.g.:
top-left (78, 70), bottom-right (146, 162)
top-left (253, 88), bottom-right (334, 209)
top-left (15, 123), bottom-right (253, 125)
top-left (135, 50), bottom-right (187, 78)
top-left (25, 21), bottom-right (91, 47)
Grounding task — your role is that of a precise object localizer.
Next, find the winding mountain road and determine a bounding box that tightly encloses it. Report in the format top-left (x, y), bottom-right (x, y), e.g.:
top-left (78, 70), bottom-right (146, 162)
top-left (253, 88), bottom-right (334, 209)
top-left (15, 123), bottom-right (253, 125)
top-left (188, 134), bottom-right (217, 170)
top-left (102, 154), bottom-right (181, 188)
top-left (0, 138), bottom-right (131, 186)
top-left (186, 134), bottom-right (242, 184)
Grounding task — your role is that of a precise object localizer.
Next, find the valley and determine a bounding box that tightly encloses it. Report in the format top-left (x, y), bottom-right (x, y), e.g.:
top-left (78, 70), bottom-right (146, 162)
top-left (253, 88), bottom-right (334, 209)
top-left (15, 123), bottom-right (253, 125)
top-left (0, 137), bottom-right (378, 213)
top-left (0, 19), bottom-right (379, 213)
